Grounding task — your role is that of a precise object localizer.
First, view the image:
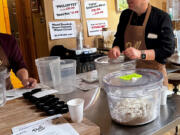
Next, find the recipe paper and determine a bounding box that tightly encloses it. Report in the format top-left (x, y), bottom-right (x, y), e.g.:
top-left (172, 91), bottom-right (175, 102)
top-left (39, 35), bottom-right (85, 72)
top-left (12, 114), bottom-right (79, 135)
top-left (6, 89), bottom-right (58, 101)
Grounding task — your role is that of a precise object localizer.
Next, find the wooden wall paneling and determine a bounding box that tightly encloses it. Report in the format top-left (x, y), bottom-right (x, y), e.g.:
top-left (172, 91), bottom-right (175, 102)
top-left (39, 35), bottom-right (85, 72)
top-left (150, 0), bottom-right (167, 11)
top-left (32, 13), bottom-right (49, 58)
top-left (15, 0), bottom-right (38, 79)
top-left (150, 0), bottom-right (163, 9)
top-left (82, 0), bottom-right (120, 48)
top-left (108, 0), bottom-right (120, 31)
top-left (173, 21), bottom-right (180, 30)
top-left (43, 0), bottom-right (78, 51)
top-left (81, 0), bottom-right (93, 48)
top-left (42, 0), bottom-right (120, 51)
top-left (42, 0), bottom-right (169, 51)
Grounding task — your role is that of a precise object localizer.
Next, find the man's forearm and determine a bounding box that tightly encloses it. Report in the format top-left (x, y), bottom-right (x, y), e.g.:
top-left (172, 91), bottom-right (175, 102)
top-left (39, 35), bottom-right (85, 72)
top-left (143, 49), bottom-right (155, 60)
top-left (16, 68), bottom-right (29, 82)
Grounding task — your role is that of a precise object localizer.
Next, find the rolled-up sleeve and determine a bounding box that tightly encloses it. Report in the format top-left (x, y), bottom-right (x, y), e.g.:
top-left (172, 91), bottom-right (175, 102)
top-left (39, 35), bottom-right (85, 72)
top-left (113, 10), bottom-right (130, 52)
top-left (8, 36), bottom-right (27, 74)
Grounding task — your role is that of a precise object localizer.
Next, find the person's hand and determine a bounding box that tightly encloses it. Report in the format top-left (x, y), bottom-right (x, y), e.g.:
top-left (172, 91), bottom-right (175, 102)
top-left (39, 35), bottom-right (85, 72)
top-left (108, 46), bottom-right (121, 59)
top-left (123, 47), bottom-right (141, 59)
top-left (22, 78), bottom-right (37, 89)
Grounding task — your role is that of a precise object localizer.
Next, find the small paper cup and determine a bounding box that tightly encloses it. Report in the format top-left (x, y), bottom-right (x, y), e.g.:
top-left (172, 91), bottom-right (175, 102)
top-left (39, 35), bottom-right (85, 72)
top-left (67, 98), bottom-right (84, 123)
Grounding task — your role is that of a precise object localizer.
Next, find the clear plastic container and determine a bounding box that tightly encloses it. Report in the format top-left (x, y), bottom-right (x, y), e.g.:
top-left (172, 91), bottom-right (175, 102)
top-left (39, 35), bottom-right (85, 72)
top-left (103, 69), bottom-right (163, 126)
top-left (35, 56), bottom-right (61, 89)
top-left (167, 0), bottom-right (180, 20)
top-left (76, 23), bottom-right (83, 50)
top-left (176, 30), bottom-right (180, 55)
top-left (0, 67), bottom-right (7, 107)
top-left (102, 28), bottom-right (115, 49)
top-left (59, 59), bottom-right (76, 94)
top-left (94, 55), bottom-right (136, 88)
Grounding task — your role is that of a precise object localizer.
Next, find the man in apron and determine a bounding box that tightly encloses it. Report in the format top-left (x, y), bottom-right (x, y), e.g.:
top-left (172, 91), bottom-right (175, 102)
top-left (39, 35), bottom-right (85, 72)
top-left (0, 33), bottom-right (37, 89)
top-left (108, 0), bottom-right (175, 86)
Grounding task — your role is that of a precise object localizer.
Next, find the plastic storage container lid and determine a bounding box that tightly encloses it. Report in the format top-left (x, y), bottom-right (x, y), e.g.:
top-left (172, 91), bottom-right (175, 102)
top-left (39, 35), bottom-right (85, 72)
top-left (35, 56), bottom-right (60, 63)
top-left (103, 69), bottom-right (163, 89)
top-left (94, 55), bottom-right (135, 65)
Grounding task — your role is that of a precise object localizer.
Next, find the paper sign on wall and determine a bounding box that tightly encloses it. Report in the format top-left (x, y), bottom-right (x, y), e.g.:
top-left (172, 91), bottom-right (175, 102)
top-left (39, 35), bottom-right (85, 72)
top-left (85, 1), bottom-right (108, 18)
top-left (87, 20), bottom-right (108, 36)
top-left (49, 21), bottom-right (76, 40)
top-left (53, 0), bottom-right (81, 19)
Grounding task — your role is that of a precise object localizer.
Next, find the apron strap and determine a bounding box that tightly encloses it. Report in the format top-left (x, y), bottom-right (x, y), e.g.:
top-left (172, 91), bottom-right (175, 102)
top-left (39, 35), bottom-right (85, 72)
top-left (127, 4), bottom-right (152, 27)
top-left (128, 12), bottom-right (134, 25)
top-left (143, 4), bottom-right (151, 26)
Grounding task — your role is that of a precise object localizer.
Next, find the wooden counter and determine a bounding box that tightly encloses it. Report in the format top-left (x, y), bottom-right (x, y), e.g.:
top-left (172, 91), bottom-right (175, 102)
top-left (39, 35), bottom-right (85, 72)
top-left (0, 98), bottom-right (100, 135)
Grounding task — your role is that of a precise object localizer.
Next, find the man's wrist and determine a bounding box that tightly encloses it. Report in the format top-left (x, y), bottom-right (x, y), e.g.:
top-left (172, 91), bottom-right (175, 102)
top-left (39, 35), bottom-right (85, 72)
top-left (141, 50), bottom-right (146, 60)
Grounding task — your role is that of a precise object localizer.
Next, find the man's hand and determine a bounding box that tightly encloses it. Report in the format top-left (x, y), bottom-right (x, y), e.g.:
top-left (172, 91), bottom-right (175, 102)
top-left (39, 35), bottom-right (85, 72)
top-left (22, 78), bottom-right (37, 88)
top-left (108, 46), bottom-right (121, 59)
top-left (16, 68), bottom-right (37, 89)
top-left (123, 47), bottom-right (141, 59)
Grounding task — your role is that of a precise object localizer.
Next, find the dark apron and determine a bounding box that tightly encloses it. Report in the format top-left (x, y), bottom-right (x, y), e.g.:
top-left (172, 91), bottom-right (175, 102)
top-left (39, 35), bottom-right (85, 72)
top-left (124, 4), bottom-right (168, 86)
top-left (0, 45), bottom-right (12, 89)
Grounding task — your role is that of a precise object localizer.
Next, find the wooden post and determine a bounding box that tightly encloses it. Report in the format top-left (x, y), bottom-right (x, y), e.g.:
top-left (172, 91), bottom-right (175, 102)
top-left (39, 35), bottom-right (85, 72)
top-left (15, 0), bottom-right (38, 79)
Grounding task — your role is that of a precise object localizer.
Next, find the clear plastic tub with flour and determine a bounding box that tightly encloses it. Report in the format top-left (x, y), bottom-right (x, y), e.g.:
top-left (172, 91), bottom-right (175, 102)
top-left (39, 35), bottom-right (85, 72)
top-left (94, 55), bottom-right (136, 88)
top-left (103, 69), bottom-right (163, 126)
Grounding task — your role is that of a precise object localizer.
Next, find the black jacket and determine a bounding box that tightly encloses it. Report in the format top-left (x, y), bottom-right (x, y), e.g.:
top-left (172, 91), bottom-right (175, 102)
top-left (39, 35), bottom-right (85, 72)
top-left (113, 6), bottom-right (175, 64)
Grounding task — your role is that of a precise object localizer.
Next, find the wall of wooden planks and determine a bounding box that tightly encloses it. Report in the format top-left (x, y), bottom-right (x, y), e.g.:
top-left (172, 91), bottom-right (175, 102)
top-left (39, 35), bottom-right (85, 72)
top-left (42, 0), bottom-right (169, 51)
top-left (15, 0), bottom-right (38, 79)
top-left (13, 0), bottom-right (177, 79)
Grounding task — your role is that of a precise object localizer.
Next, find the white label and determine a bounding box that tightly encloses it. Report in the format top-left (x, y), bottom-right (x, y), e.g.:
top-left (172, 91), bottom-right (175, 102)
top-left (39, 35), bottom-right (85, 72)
top-left (49, 21), bottom-right (76, 40)
top-left (32, 89), bottom-right (58, 98)
top-left (85, 1), bottom-right (108, 18)
top-left (147, 33), bottom-right (158, 39)
top-left (87, 20), bottom-right (108, 36)
top-left (53, 0), bottom-right (81, 19)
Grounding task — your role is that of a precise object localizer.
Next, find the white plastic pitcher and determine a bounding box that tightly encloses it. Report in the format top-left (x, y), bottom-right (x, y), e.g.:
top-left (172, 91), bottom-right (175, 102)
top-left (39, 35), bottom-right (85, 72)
top-left (0, 67), bottom-right (7, 107)
top-left (59, 59), bottom-right (76, 94)
top-left (35, 56), bottom-right (61, 89)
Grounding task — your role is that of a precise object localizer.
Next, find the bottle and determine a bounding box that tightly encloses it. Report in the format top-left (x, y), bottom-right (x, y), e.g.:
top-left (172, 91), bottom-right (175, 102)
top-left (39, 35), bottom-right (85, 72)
top-left (102, 28), bottom-right (108, 48)
top-left (176, 30), bottom-right (180, 56)
top-left (102, 28), bottom-right (114, 49)
top-left (76, 31), bottom-right (83, 50)
top-left (169, 8), bottom-right (173, 20)
top-left (94, 35), bottom-right (103, 49)
top-left (76, 23), bottom-right (83, 50)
